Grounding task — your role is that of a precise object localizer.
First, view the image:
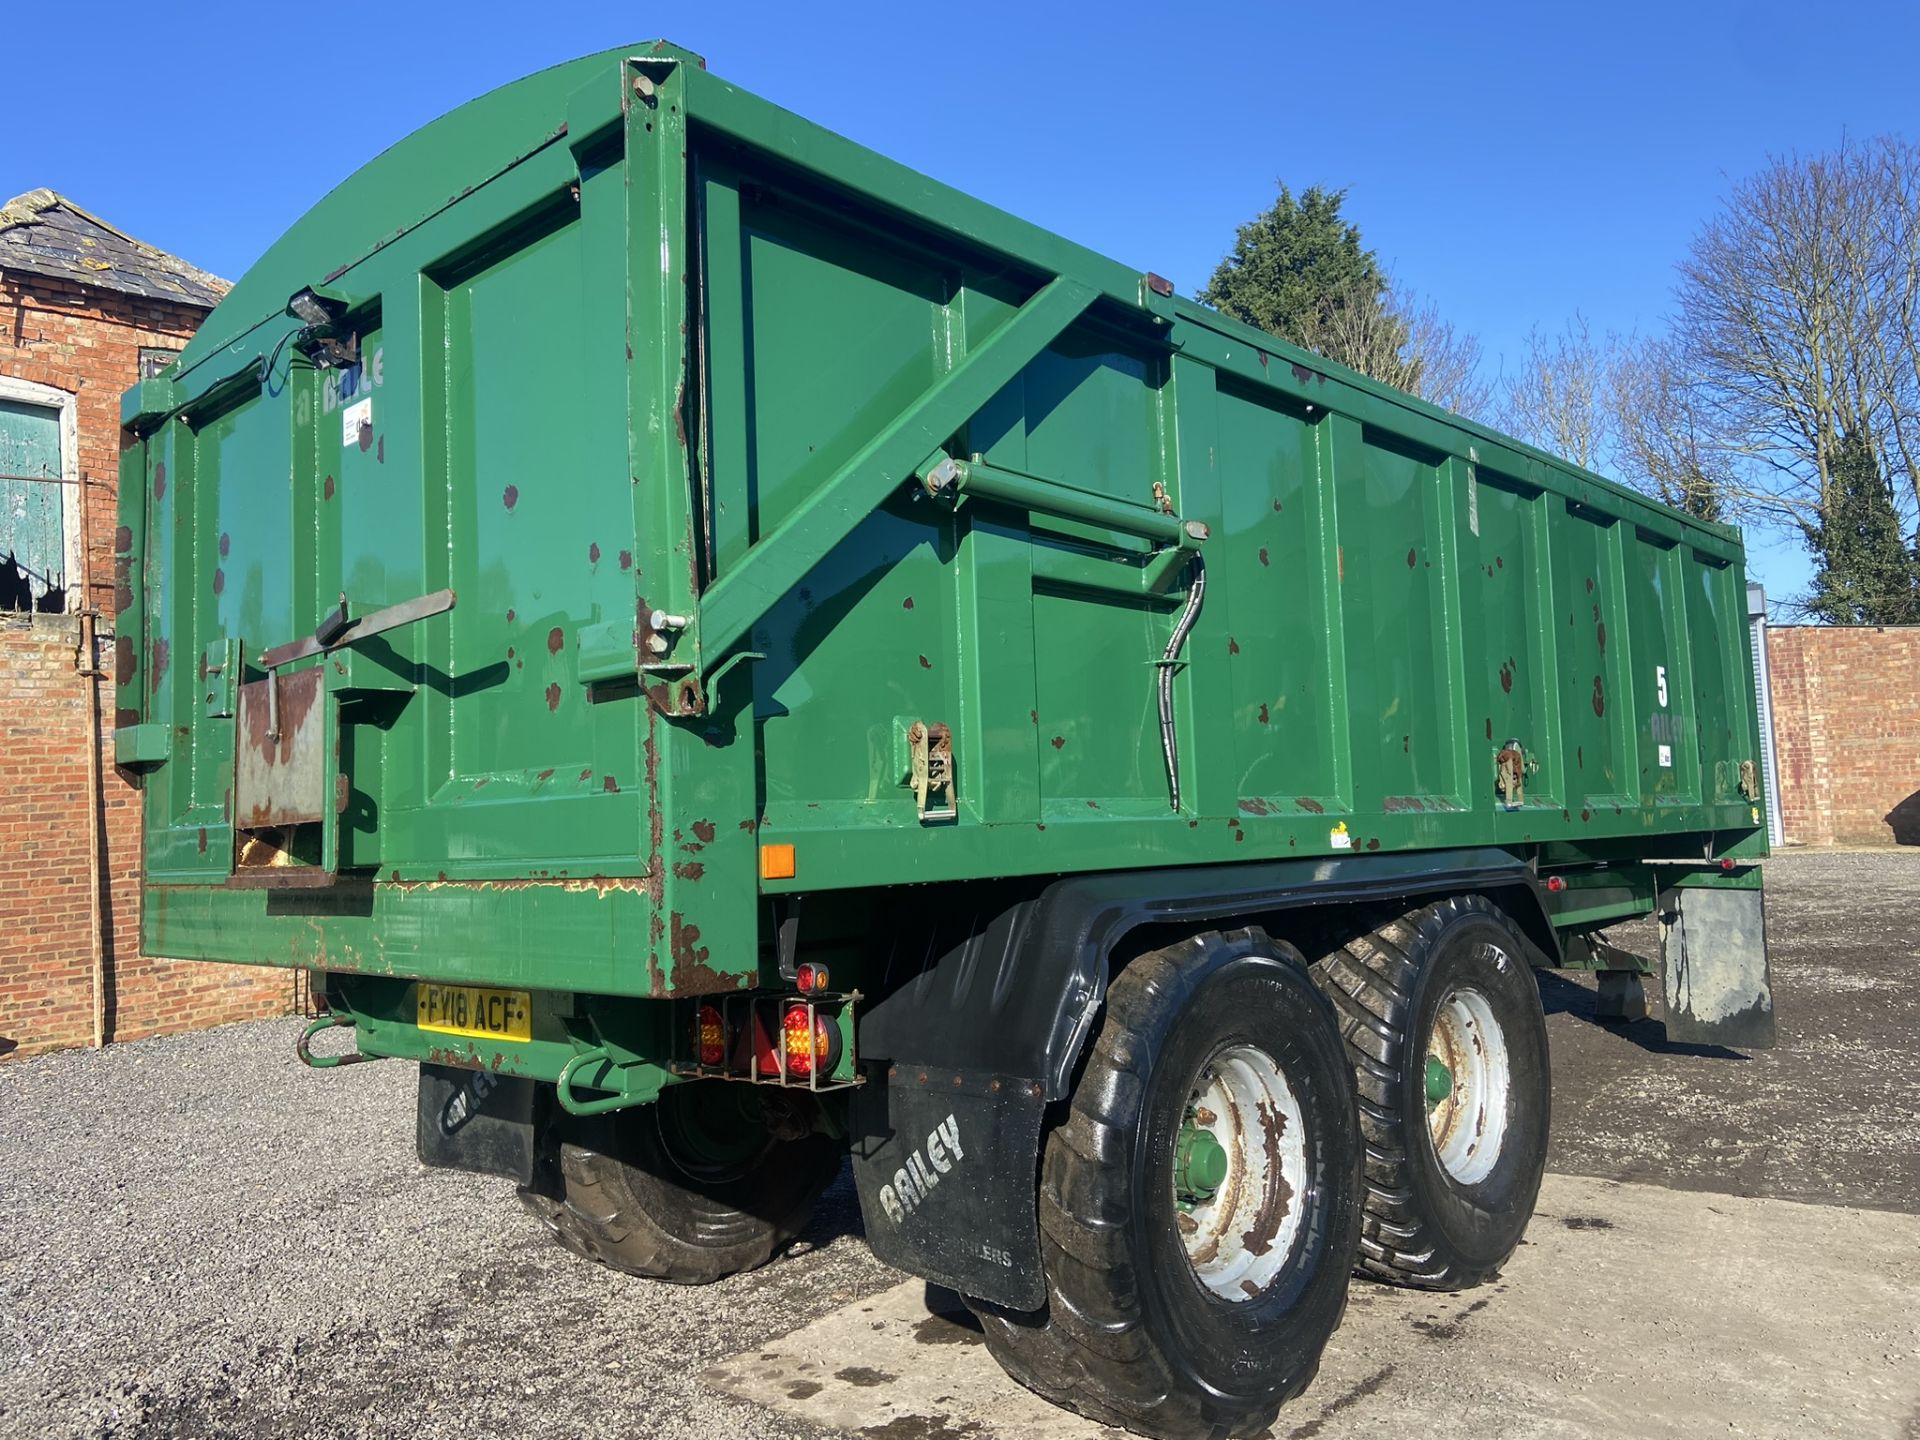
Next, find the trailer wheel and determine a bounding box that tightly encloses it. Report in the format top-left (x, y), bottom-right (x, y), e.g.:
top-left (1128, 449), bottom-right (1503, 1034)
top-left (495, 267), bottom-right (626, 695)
top-left (1309, 895), bottom-right (1550, 1290)
top-left (969, 930), bottom-right (1362, 1440)
top-left (520, 1081), bottom-right (841, 1285)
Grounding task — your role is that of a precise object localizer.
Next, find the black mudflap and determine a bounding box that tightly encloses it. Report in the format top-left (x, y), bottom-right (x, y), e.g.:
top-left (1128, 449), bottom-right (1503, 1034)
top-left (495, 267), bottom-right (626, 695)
top-left (1660, 884), bottom-right (1775, 1049)
top-left (851, 1075), bottom-right (1046, 1311)
top-left (416, 1063), bottom-right (545, 1185)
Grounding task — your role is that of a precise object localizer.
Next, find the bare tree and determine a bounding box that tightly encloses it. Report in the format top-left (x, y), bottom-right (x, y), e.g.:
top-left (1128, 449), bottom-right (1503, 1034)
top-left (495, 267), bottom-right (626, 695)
top-left (1399, 290), bottom-right (1494, 421)
top-left (1291, 279), bottom-right (1493, 421)
top-left (1673, 135), bottom-right (1920, 541)
top-left (1499, 315), bottom-right (1611, 470)
top-left (1606, 335), bottom-right (1732, 522)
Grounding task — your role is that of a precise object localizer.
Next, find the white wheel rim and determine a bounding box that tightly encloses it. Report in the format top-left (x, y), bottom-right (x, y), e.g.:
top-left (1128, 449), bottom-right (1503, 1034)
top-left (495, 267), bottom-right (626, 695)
top-left (1425, 981), bottom-right (1511, 1186)
top-left (1174, 1044), bottom-right (1309, 1301)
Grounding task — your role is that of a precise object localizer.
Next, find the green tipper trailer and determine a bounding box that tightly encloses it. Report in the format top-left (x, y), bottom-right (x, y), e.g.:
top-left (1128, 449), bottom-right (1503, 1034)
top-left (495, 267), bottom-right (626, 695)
top-left (118, 42), bottom-right (1775, 1438)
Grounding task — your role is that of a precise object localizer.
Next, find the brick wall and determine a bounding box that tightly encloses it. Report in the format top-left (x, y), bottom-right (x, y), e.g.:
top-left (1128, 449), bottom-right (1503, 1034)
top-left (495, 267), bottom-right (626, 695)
top-left (1766, 625), bottom-right (1920, 847)
top-left (1, 272), bottom-right (293, 1059)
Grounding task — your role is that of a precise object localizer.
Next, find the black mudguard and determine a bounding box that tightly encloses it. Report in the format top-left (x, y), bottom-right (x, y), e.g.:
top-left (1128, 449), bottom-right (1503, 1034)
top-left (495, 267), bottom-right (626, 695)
top-left (849, 848), bottom-right (1555, 1309)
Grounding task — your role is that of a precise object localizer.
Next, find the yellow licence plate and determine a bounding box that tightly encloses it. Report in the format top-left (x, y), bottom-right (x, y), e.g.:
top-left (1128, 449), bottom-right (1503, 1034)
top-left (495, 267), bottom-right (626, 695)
top-left (416, 984), bottom-right (532, 1042)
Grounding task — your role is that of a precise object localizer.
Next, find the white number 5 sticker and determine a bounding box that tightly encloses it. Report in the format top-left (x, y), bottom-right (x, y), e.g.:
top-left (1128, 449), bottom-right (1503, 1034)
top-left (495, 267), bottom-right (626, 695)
top-left (1655, 665), bottom-right (1669, 707)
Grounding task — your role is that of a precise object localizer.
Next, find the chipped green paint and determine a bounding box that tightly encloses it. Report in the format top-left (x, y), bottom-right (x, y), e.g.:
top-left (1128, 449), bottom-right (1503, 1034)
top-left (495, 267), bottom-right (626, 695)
top-left (121, 43), bottom-right (1767, 1080)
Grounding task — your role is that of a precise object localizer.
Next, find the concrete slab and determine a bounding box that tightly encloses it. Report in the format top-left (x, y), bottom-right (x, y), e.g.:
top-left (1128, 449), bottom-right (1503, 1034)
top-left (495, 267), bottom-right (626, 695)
top-left (704, 1172), bottom-right (1920, 1440)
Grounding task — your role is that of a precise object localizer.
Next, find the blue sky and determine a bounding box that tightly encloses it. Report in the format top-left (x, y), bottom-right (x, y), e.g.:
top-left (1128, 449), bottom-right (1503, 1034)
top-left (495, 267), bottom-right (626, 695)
top-left (10, 0), bottom-right (1917, 602)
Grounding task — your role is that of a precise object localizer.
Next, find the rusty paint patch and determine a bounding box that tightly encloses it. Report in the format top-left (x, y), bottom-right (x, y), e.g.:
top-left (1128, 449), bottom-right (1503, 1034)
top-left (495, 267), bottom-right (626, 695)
top-left (196, 827), bottom-right (207, 853)
top-left (114, 706), bottom-right (139, 730)
top-left (1591, 675), bottom-right (1606, 717)
top-left (534, 768), bottom-right (554, 785)
top-left (1407, 546), bottom-right (1418, 568)
top-left (1258, 547), bottom-right (1269, 567)
top-left (1485, 717), bottom-right (1493, 740)
top-left (1366, 838), bottom-right (1380, 850)
top-left (603, 775), bottom-right (620, 794)
top-left (148, 638), bottom-right (170, 696)
top-left (1499, 661), bottom-right (1513, 694)
top-left (323, 474), bottom-right (335, 501)
top-left (545, 683), bottom-right (561, 712)
top-left (114, 524), bottom-right (133, 552)
top-left (1577, 745), bottom-right (1584, 769)
top-left (1581, 808), bottom-right (1592, 822)
top-left (667, 913), bottom-right (749, 994)
top-left (1257, 703), bottom-right (1270, 725)
top-left (1586, 576), bottom-right (1595, 593)
top-left (547, 627), bottom-right (565, 655)
top-left (1296, 796), bottom-right (1324, 814)
top-left (1228, 636), bottom-right (1240, 656)
top-left (115, 636), bottom-right (135, 686)
top-left (619, 550), bottom-right (633, 570)
top-left (377, 435), bottom-right (386, 464)
top-left (692, 819), bottom-right (716, 844)
top-left (1238, 797), bottom-right (1272, 816)
top-left (1496, 555), bottom-right (1504, 569)
top-left (153, 463), bottom-right (166, 500)
top-left (212, 568), bottom-right (225, 595)
top-left (218, 532), bottom-right (231, 557)
top-left (1596, 621), bottom-right (1607, 652)
top-left (738, 818), bottom-right (758, 832)
top-left (356, 421), bottom-right (373, 453)
top-left (1051, 735), bottom-right (1066, 750)
top-left (589, 542), bottom-right (601, 564)
top-left (503, 484), bottom-right (519, 510)
top-left (918, 654), bottom-right (931, 669)
top-left (387, 874), bottom-right (648, 897)
top-left (1382, 795), bottom-right (1426, 813)
top-left (673, 861), bottom-right (706, 881)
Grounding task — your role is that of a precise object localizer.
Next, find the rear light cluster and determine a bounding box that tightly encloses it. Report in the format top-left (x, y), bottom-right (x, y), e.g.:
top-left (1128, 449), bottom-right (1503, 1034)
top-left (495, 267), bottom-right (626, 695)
top-left (689, 990), bottom-right (845, 1085)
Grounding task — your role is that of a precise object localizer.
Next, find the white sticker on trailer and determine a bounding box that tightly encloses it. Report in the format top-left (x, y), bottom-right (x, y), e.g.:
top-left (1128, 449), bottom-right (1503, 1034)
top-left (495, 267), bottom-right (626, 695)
top-left (342, 396), bottom-right (372, 447)
top-left (1659, 744), bottom-right (1673, 768)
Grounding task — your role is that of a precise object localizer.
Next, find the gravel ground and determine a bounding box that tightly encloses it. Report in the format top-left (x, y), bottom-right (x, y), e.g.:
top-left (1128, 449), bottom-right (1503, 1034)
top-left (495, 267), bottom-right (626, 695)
top-left (1, 849), bottom-right (1914, 1439)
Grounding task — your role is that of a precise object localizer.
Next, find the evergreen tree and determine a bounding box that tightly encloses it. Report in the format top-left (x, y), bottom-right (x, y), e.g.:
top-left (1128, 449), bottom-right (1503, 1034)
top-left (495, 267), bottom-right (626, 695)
top-left (1805, 431), bottom-right (1920, 624)
top-left (1198, 185), bottom-right (1402, 366)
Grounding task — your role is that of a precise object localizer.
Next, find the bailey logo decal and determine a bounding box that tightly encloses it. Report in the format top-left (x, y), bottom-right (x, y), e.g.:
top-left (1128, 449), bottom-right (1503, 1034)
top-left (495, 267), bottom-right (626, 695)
top-left (878, 1114), bottom-right (964, 1225)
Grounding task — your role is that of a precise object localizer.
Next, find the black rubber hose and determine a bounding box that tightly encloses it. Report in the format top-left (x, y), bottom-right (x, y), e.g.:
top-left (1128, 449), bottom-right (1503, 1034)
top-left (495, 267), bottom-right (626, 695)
top-left (1158, 555), bottom-right (1206, 811)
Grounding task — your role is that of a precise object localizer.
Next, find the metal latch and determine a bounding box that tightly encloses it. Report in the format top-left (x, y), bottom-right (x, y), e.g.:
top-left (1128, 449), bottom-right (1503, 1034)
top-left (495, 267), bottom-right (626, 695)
top-left (907, 720), bottom-right (957, 823)
top-left (1495, 740), bottom-right (1528, 810)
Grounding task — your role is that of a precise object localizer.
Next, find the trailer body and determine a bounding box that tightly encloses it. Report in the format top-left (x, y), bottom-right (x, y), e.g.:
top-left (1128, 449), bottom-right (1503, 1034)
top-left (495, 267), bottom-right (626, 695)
top-left (118, 45), bottom-right (1773, 1312)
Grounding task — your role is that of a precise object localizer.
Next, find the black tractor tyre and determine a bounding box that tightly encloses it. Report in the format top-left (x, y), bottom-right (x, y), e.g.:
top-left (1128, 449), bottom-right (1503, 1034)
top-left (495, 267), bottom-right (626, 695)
top-left (519, 1082), bottom-right (842, 1285)
top-left (968, 929), bottom-right (1364, 1440)
top-left (1308, 894), bottom-right (1551, 1291)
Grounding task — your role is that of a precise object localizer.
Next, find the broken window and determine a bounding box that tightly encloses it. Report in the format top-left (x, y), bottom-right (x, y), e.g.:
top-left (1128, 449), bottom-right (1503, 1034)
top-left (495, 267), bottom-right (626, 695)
top-left (138, 346), bottom-right (179, 381)
top-left (0, 384), bottom-right (75, 613)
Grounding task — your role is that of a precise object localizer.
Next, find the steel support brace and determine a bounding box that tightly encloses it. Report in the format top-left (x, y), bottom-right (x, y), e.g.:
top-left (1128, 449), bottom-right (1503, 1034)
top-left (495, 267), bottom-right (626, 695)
top-left (694, 274), bottom-right (1098, 660)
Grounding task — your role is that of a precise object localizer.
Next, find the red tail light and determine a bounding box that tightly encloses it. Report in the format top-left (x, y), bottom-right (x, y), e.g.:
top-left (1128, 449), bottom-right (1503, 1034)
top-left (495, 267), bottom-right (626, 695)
top-left (795, 962), bottom-right (829, 993)
top-left (694, 1004), bottom-right (726, 1066)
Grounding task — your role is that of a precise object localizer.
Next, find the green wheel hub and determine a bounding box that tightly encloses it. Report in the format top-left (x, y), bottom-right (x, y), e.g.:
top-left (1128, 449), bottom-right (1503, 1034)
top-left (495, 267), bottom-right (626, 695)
top-left (1425, 1054), bottom-right (1454, 1108)
top-left (1176, 1120), bottom-right (1229, 1204)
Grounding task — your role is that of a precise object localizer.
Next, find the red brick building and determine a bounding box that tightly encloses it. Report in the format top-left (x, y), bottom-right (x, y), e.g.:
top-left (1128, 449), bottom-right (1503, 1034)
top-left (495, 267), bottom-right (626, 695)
top-left (1764, 625), bottom-right (1920, 848)
top-left (1, 190), bottom-right (292, 1058)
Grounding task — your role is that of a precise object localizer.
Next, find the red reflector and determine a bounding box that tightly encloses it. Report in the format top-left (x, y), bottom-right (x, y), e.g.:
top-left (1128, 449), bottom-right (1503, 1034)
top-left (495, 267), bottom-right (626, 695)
top-left (1545, 876), bottom-right (1566, 892)
top-left (796, 962), bottom-right (828, 993)
top-left (1721, 858), bottom-right (1735, 871)
top-left (694, 1004), bottom-right (726, 1066)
